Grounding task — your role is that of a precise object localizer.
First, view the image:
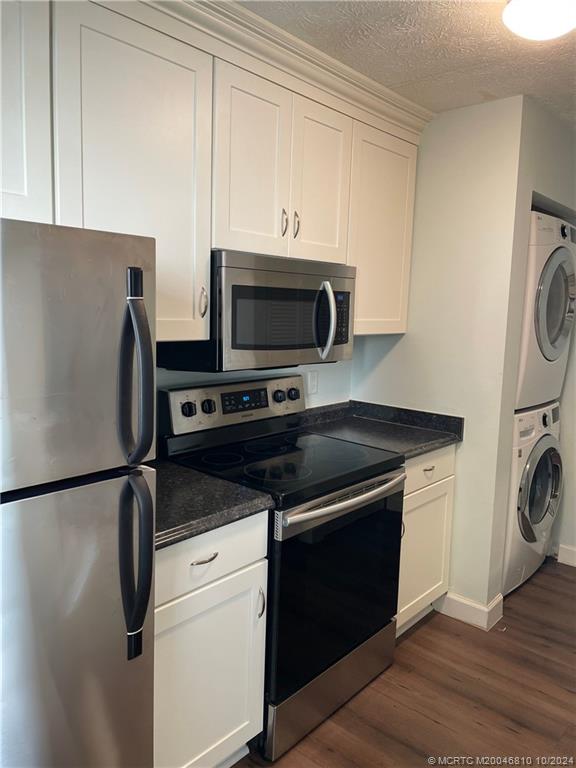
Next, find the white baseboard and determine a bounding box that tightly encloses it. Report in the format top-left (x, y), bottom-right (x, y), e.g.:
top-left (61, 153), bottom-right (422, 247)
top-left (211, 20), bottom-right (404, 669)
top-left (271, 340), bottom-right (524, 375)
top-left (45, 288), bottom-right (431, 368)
top-left (217, 745), bottom-right (249, 768)
top-left (557, 544), bottom-right (576, 567)
top-left (396, 605), bottom-right (433, 638)
top-left (433, 591), bottom-right (503, 631)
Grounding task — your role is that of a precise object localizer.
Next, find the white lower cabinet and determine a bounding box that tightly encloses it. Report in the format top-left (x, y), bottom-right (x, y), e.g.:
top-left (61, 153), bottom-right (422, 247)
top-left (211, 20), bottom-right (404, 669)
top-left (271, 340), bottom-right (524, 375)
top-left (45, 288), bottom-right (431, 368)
top-left (397, 448), bottom-right (455, 631)
top-left (154, 559), bottom-right (267, 768)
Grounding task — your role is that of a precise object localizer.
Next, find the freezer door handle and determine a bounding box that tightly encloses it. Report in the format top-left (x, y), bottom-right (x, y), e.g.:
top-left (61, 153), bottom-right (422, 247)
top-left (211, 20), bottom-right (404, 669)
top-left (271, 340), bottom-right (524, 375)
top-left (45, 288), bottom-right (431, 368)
top-left (118, 267), bottom-right (154, 465)
top-left (119, 472), bottom-right (154, 660)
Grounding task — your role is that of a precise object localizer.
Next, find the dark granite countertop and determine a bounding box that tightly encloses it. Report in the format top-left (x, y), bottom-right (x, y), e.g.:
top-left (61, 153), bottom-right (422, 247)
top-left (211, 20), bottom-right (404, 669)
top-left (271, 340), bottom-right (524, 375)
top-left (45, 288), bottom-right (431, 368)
top-left (152, 400), bottom-right (463, 548)
top-left (152, 460), bottom-right (273, 550)
top-left (308, 416), bottom-right (460, 459)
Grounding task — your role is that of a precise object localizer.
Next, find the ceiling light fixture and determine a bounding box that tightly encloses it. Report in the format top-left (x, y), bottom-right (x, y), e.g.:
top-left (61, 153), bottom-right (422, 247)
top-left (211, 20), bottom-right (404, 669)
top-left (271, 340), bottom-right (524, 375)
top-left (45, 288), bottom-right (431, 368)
top-left (502, 0), bottom-right (576, 41)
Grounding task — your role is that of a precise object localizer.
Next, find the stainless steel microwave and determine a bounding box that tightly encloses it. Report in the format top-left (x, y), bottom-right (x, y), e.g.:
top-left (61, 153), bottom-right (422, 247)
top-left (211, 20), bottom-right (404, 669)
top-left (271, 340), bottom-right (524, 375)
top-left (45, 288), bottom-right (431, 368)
top-left (157, 250), bottom-right (356, 372)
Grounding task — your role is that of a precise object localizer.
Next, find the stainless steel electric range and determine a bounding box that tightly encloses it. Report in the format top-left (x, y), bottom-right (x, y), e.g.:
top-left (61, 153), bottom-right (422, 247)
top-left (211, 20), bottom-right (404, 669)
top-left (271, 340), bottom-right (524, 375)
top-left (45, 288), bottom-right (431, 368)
top-left (158, 375), bottom-right (406, 761)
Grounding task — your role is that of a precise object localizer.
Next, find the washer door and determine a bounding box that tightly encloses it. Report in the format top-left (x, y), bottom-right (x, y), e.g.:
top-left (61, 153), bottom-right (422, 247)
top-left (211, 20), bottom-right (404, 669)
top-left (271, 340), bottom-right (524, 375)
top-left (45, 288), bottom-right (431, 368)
top-left (535, 247), bottom-right (575, 361)
top-left (518, 435), bottom-right (563, 543)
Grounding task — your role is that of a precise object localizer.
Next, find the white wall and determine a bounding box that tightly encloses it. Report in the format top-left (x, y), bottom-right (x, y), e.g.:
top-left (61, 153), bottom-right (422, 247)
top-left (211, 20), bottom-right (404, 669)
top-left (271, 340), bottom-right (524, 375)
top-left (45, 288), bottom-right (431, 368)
top-left (558, 330), bottom-right (576, 564)
top-left (352, 95), bottom-right (525, 606)
top-left (157, 360), bottom-right (352, 409)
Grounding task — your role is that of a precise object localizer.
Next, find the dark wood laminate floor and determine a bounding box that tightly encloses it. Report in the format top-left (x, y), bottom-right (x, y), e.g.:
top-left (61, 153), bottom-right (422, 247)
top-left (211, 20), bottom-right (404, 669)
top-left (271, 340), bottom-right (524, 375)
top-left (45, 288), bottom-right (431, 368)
top-left (239, 560), bottom-right (576, 768)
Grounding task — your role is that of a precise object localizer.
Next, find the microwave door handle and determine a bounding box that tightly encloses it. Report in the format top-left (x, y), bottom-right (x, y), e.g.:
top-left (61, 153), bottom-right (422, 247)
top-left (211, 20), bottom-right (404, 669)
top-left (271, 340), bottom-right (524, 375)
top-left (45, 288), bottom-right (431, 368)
top-left (318, 281), bottom-right (337, 360)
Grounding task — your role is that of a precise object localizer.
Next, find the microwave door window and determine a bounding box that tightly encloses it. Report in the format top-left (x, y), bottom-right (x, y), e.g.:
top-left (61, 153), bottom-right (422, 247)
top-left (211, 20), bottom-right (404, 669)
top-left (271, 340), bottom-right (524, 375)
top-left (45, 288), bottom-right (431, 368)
top-left (232, 286), bottom-right (327, 351)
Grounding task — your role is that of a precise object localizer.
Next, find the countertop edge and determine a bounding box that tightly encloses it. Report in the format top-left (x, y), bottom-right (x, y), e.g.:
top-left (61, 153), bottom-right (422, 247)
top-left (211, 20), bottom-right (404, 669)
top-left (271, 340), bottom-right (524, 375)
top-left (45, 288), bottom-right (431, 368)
top-left (155, 498), bottom-right (272, 549)
top-left (402, 433), bottom-right (460, 459)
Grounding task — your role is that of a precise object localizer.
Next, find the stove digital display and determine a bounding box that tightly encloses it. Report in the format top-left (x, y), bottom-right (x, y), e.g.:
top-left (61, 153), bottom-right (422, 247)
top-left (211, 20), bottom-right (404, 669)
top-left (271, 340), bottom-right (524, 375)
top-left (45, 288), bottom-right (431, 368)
top-left (221, 387), bottom-right (269, 414)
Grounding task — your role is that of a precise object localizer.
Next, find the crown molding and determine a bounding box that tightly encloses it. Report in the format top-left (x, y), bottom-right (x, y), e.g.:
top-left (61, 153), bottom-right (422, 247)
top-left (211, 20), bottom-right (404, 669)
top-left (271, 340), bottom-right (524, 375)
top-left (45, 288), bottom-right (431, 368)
top-left (145, 0), bottom-right (434, 139)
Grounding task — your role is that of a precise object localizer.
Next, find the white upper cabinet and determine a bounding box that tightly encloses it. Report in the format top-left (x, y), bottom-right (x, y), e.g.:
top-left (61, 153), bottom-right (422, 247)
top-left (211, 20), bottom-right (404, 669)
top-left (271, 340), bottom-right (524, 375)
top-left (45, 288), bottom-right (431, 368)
top-left (212, 62), bottom-right (352, 263)
top-left (1, 0), bottom-right (52, 223)
top-left (212, 61), bottom-right (292, 257)
top-left (290, 97), bottom-right (352, 263)
top-left (53, 2), bottom-right (213, 341)
top-left (348, 122), bottom-right (417, 334)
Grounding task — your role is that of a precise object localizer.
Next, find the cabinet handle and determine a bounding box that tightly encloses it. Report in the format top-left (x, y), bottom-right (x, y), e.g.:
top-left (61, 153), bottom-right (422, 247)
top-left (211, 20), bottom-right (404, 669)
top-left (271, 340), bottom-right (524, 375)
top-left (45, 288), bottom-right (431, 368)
top-left (293, 211), bottom-right (300, 239)
top-left (423, 465), bottom-right (436, 473)
top-left (199, 286), bottom-right (209, 318)
top-left (401, 521), bottom-right (406, 539)
top-left (257, 587), bottom-right (266, 618)
top-left (190, 551), bottom-right (218, 566)
top-left (281, 208), bottom-right (288, 237)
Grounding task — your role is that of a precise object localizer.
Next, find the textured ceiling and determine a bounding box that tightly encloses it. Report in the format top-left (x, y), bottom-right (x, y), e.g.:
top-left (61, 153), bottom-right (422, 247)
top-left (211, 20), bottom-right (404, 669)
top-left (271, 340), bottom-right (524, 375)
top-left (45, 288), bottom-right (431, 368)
top-left (239, 1), bottom-right (576, 126)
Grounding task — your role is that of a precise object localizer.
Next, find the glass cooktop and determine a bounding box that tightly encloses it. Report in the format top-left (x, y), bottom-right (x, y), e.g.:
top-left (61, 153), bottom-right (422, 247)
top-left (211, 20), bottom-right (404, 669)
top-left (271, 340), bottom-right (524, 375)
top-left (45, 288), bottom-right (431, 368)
top-left (175, 430), bottom-right (404, 509)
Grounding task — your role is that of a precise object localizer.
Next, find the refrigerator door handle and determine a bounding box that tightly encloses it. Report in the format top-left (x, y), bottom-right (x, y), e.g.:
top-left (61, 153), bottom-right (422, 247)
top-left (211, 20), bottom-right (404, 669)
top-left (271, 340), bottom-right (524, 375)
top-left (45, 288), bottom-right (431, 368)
top-left (119, 472), bottom-right (154, 660)
top-left (117, 267), bottom-right (154, 465)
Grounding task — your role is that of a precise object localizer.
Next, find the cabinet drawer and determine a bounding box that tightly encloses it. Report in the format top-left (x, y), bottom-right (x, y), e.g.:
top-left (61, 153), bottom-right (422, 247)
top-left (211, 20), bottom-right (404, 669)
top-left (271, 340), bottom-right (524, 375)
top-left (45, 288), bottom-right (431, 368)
top-left (404, 445), bottom-right (455, 495)
top-left (155, 511), bottom-right (268, 607)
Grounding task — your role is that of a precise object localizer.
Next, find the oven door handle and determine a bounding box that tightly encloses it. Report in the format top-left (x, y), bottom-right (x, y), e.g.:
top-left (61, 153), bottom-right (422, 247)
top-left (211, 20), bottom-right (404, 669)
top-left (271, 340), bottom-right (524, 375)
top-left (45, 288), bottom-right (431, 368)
top-left (282, 471), bottom-right (407, 529)
top-left (317, 280), bottom-right (337, 361)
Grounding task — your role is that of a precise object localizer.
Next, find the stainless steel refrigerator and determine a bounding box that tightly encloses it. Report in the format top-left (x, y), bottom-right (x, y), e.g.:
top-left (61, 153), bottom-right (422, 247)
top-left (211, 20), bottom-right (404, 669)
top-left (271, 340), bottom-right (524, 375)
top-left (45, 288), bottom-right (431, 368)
top-left (1, 219), bottom-right (156, 768)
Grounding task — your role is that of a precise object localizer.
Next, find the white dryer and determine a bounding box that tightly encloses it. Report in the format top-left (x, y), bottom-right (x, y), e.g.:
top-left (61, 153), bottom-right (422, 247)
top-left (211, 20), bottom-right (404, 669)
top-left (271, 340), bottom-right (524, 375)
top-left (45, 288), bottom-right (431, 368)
top-left (502, 402), bottom-right (563, 596)
top-left (516, 212), bottom-right (576, 410)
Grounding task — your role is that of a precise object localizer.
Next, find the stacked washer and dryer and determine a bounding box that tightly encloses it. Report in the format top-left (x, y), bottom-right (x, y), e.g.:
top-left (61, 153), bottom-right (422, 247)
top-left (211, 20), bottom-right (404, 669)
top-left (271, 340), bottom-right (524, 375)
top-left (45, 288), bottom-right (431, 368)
top-left (502, 211), bottom-right (576, 595)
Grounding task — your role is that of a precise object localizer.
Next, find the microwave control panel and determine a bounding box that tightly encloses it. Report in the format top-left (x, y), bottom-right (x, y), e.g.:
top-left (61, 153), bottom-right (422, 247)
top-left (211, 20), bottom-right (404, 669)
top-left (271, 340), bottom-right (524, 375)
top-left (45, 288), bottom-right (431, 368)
top-left (162, 375), bottom-right (305, 436)
top-left (334, 292), bottom-right (350, 345)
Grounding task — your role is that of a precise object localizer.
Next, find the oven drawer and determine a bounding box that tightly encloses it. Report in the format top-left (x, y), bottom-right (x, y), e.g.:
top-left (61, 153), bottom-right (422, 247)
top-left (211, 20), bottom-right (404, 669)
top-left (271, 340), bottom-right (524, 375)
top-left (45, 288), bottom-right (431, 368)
top-left (404, 445), bottom-right (455, 495)
top-left (155, 511), bottom-right (268, 607)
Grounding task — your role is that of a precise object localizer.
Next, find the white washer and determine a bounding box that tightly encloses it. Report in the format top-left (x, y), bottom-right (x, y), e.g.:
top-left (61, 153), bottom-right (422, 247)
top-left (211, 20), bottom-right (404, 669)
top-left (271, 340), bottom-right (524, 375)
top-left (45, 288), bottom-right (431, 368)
top-left (502, 402), bottom-right (563, 596)
top-left (516, 212), bottom-right (576, 410)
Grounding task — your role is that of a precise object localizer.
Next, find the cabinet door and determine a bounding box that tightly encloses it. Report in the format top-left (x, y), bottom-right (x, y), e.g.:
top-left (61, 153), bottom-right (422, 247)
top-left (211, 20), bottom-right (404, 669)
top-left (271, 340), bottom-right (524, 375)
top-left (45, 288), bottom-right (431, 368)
top-left (348, 123), bottom-right (417, 334)
top-left (397, 476), bottom-right (454, 629)
top-left (289, 96), bottom-right (352, 263)
top-left (154, 560), bottom-right (267, 768)
top-left (53, 2), bottom-right (212, 342)
top-left (1, 0), bottom-right (52, 222)
top-left (213, 61), bottom-right (292, 256)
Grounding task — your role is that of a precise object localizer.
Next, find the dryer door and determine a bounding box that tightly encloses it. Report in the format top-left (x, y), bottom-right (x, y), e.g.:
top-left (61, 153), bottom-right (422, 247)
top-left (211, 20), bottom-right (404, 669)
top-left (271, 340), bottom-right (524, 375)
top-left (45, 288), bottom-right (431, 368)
top-left (535, 247), bottom-right (575, 361)
top-left (518, 435), bottom-right (562, 543)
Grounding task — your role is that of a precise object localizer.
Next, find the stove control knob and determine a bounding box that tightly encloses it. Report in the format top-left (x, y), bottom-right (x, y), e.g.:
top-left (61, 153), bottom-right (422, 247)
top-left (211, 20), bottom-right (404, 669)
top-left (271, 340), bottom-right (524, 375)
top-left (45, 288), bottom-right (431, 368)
top-left (180, 401), bottom-right (196, 418)
top-left (273, 389), bottom-right (286, 403)
top-left (287, 387), bottom-right (300, 401)
top-left (201, 398), bottom-right (216, 414)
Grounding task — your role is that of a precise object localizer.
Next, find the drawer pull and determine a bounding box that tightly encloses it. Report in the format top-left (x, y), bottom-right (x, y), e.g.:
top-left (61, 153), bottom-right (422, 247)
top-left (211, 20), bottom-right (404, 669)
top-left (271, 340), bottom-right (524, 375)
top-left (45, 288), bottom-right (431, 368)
top-left (257, 587), bottom-right (266, 619)
top-left (190, 551), bottom-right (219, 566)
top-left (423, 465), bottom-right (436, 473)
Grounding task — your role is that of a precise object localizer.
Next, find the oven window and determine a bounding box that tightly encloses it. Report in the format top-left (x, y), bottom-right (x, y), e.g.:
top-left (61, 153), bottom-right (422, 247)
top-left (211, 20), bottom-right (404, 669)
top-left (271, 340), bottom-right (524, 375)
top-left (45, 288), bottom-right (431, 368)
top-left (232, 286), bottom-right (331, 350)
top-left (266, 491), bottom-right (403, 705)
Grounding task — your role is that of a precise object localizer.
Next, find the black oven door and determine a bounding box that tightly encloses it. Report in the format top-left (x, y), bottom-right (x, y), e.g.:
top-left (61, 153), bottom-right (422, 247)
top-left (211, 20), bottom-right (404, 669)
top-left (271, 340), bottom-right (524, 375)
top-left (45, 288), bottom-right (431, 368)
top-left (220, 266), bottom-right (355, 370)
top-left (266, 472), bottom-right (404, 706)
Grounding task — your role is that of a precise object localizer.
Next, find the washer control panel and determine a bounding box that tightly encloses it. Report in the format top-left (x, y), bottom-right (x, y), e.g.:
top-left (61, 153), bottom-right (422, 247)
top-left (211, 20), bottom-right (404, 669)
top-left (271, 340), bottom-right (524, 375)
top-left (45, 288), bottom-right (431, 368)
top-left (530, 211), bottom-right (576, 247)
top-left (515, 401), bottom-right (560, 446)
top-left (163, 375), bottom-right (305, 435)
